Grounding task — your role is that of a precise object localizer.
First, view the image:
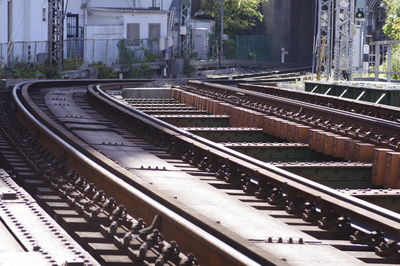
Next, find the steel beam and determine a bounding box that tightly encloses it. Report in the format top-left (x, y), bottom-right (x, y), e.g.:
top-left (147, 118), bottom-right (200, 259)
top-left (48, 0), bottom-right (64, 67)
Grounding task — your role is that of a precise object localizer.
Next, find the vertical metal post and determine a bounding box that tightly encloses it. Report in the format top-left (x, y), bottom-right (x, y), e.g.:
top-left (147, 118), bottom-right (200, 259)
top-left (92, 39), bottom-right (95, 63)
top-left (33, 42), bottom-right (37, 66)
top-left (333, 0), bottom-right (355, 80)
top-left (220, 0), bottom-right (224, 60)
top-left (105, 39), bottom-right (109, 65)
top-left (48, 0), bottom-right (64, 67)
top-left (375, 44), bottom-right (380, 81)
top-left (178, 0), bottom-right (191, 57)
top-left (315, 0), bottom-right (334, 79)
top-left (387, 44), bottom-right (392, 82)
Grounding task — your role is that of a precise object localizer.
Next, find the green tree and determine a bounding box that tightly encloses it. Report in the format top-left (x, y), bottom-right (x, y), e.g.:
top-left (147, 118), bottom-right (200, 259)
top-left (204, 0), bottom-right (265, 35)
top-left (383, 0), bottom-right (400, 39)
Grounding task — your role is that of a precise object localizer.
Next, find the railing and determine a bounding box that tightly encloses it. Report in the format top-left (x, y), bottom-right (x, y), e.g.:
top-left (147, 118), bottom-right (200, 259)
top-left (368, 40), bottom-right (400, 82)
top-left (0, 38), bottom-right (165, 66)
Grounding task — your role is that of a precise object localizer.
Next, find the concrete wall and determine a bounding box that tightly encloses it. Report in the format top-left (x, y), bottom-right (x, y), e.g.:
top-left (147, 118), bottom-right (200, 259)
top-left (122, 11), bottom-right (168, 39)
top-left (288, 0), bottom-right (315, 64)
top-left (263, 0), bottom-right (291, 62)
top-left (86, 0), bottom-right (172, 11)
top-left (0, 0), bottom-right (48, 64)
top-left (6, 0), bottom-right (48, 42)
top-left (0, 0), bottom-right (7, 64)
top-left (263, 0), bottom-right (315, 64)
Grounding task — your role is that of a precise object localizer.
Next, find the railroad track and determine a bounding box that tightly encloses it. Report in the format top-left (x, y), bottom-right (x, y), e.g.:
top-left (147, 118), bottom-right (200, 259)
top-left (0, 79), bottom-right (399, 265)
top-left (206, 68), bottom-right (310, 85)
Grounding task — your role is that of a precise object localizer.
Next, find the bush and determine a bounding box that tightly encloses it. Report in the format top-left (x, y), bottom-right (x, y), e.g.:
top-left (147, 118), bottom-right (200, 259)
top-left (0, 66), bottom-right (6, 78)
top-left (183, 59), bottom-right (195, 77)
top-left (8, 62), bottom-right (39, 78)
top-left (380, 45), bottom-right (400, 80)
top-left (90, 62), bottom-right (118, 79)
top-left (63, 57), bottom-right (83, 71)
top-left (37, 63), bottom-right (61, 78)
top-left (118, 40), bottom-right (141, 65)
top-left (144, 50), bottom-right (163, 62)
top-left (127, 63), bottom-right (154, 78)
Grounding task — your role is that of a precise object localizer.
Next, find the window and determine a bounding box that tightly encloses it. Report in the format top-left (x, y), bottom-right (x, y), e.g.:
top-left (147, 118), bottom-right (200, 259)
top-left (127, 23), bottom-right (140, 46)
top-left (42, 8), bottom-right (46, 21)
top-left (148, 24), bottom-right (160, 39)
top-left (148, 24), bottom-right (160, 53)
top-left (66, 14), bottom-right (79, 38)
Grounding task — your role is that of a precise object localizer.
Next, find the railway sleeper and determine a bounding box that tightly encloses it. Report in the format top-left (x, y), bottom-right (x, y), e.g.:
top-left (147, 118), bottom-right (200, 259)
top-left (0, 97), bottom-right (199, 266)
top-left (180, 82), bottom-right (400, 153)
top-left (88, 85), bottom-right (400, 261)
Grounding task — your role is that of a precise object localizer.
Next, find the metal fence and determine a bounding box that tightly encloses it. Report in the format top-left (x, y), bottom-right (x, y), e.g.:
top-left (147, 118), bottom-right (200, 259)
top-left (222, 35), bottom-right (272, 61)
top-left (368, 40), bottom-right (400, 82)
top-left (0, 38), bottom-right (165, 66)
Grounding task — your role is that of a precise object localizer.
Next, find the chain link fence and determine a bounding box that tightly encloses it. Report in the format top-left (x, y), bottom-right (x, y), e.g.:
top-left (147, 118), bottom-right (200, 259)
top-left (0, 38), bottom-right (165, 66)
top-left (220, 35), bottom-right (272, 61)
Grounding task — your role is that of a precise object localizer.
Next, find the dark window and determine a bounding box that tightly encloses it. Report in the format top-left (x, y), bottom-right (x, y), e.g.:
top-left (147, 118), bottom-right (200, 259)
top-left (66, 14), bottom-right (79, 38)
top-left (148, 24), bottom-right (160, 53)
top-left (148, 24), bottom-right (160, 39)
top-left (127, 23), bottom-right (140, 46)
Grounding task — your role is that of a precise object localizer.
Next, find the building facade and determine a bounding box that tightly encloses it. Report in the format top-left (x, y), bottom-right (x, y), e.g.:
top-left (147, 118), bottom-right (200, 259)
top-left (1, 0), bottom-right (174, 65)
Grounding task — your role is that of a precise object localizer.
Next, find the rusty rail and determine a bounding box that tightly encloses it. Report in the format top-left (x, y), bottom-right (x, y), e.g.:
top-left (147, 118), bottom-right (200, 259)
top-left (13, 79), bottom-right (400, 264)
top-left (91, 83), bottom-right (400, 237)
top-left (13, 80), bottom-right (269, 266)
top-left (186, 80), bottom-right (400, 151)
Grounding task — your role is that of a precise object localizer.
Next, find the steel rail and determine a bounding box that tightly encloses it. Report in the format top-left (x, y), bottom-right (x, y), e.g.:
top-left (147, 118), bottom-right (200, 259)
top-left (92, 82), bottom-right (400, 240)
top-left (19, 82), bottom-right (285, 265)
top-left (238, 83), bottom-right (400, 122)
top-left (188, 81), bottom-right (400, 132)
top-left (12, 80), bottom-right (266, 266)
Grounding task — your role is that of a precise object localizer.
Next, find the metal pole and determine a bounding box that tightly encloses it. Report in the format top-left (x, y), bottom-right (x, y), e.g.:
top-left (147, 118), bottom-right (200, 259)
top-left (387, 44), bottom-right (392, 82)
top-left (312, 0), bottom-right (318, 73)
top-left (92, 39), bottom-right (95, 63)
top-left (34, 42), bottom-right (37, 66)
top-left (220, 0), bottom-right (224, 60)
top-left (375, 44), bottom-right (380, 81)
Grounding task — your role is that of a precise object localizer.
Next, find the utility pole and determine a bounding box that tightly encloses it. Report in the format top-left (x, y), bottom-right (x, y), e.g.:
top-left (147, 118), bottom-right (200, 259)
top-left (315, 0), bottom-right (355, 80)
top-left (48, 0), bottom-right (64, 67)
top-left (178, 0), bottom-right (191, 57)
top-left (216, 0), bottom-right (224, 66)
top-left (333, 0), bottom-right (354, 80)
top-left (219, 0), bottom-right (224, 62)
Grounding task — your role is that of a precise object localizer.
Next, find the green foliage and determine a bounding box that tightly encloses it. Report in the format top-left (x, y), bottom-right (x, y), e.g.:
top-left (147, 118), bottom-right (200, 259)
top-left (128, 63), bottom-right (154, 78)
top-left (63, 57), bottom-right (83, 71)
top-left (183, 59), bottom-right (195, 77)
top-left (380, 45), bottom-right (400, 79)
top-left (0, 66), bottom-right (6, 78)
top-left (90, 62), bottom-right (118, 79)
top-left (143, 50), bottom-right (163, 62)
top-left (0, 61), bottom-right (60, 79)
top-left (118, 40), bottom-right (163, 65)
top-left (223, 39), bottom-right (236, 59)
top-left (8, 62), bottom-right (39, 78)
top-left (204, 0), bottom-right (265, 35)
top-left (383, 0), bottom-right (400, 39)
top-left (118, 40), bottom-right (141, 65)
top-left (37, 63), bottom-right (61, 78)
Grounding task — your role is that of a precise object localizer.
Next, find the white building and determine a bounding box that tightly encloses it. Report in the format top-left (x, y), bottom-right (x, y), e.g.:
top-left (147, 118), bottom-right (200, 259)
top-left (0, 0), bottom-right (49, 64)
top-left (1, 0), bottom-right (174, 65)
